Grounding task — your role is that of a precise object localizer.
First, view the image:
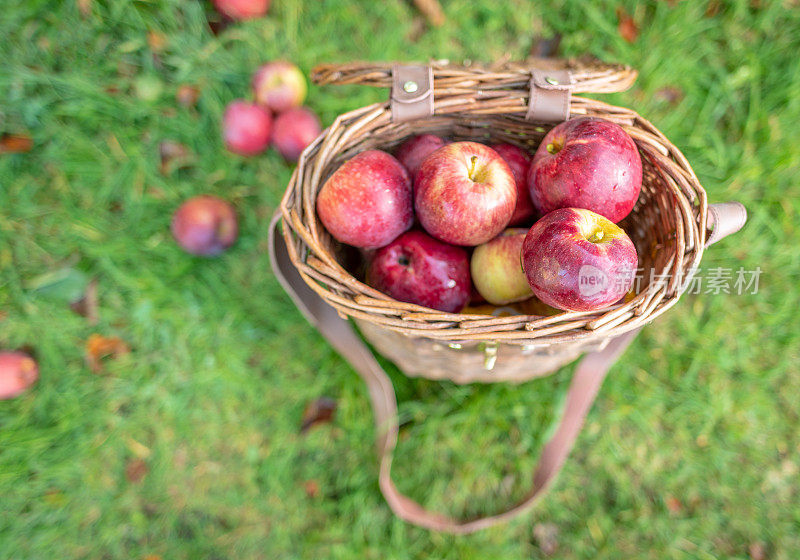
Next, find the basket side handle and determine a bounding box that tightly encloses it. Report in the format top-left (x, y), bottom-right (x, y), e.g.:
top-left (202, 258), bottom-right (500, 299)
top-left (706, 201), bottom-right (747, 246)
top-left (270, 212), bottom-right (639, 533)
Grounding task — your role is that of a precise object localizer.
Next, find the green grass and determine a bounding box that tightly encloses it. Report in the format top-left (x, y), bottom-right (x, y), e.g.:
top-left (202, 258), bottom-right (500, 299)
top-left (1, 0), bottom-right (799, 558)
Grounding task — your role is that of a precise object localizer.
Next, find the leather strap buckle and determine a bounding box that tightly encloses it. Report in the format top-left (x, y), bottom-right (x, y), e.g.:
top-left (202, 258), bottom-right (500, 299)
top-left (391, 65), bottom-right (434, 123)
top-left (527, 69), bottom-right (573, 122)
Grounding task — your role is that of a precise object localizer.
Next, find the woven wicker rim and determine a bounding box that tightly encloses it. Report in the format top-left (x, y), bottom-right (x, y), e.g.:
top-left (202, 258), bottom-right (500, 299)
top-left (279, 60), bottom-right (707, 345)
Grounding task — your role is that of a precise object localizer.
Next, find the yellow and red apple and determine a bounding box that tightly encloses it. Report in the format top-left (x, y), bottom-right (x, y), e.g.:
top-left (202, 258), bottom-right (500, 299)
top-left (470, 228), bottom-right (533, 305)
top-left (252, 61), bottom-right (306, 113)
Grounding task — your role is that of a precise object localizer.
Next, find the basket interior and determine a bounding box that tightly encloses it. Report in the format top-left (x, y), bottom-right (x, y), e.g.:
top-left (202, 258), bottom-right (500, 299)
top-left (281, 98), bottom-right (706, 344)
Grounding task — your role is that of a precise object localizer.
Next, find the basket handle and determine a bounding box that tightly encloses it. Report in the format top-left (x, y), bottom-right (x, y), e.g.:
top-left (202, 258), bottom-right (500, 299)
top-left (706, 201), bottom-right (747, 246)
top-left (269, 212), bottom-right (639, 533)
top-left (310, 60), bottom-right (637, 93)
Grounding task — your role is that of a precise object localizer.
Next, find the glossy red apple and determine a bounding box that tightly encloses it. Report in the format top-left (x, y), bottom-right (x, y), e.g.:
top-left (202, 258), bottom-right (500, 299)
top-left (521, 208), bottom-right (638, 312)
top-left (367, 231), bottom-right (470, 313)
top-left (271, 107), bottom-right (321, 162)
top-left (171, 195), bottom-right (238, 256)
top-left (213, 0), bottom-right (270, 20)
top-left (395, 134), bottom-right (447, 181)
top-left (527, 117), bottom-right (642, 223)
top-left (252, 61), bottom-right (306, 113)
top-left (222, 100), bottom-right (271, 156)
top-left (415, 142), bottom-right (516, 246)
top-left (471, 228), bottom-right (533, 305)
top-left (0, 351), bottom-right (39, 400)
top-left (317, 150), bottom-right (413, 249)
top-left (490, 143), bottom-right (536, 226)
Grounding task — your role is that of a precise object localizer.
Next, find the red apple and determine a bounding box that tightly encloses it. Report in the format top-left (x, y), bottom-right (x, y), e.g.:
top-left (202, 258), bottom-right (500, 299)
top-left (213, 0), bottom-right (270, 20)
top-left (222, 100), bottom-right (271, 156)
top-left (317, 150), bottom-right (413, 249)
top-left (271, 107), bottom-right (321, 162)
top-left (367, 231), bottom-right (470, 313)
top-left (0, 351), bottom-right (38, 400)
top-left (471, 228), bottom-right (533, 305)
top-left (490, 143), bottom-right (536, 226)
top-left (521, 208), bottom-right (638, 312)
top-left (415, 142), bottom-right (516, 246)
top-left (252, 61), bottom-right (306, 113)
top-left (395, 134), bottom-right (447, 181)
top-left (527, 117), bottom-right (642, 223)
top-left (171, 195), bottom-right (238, 256)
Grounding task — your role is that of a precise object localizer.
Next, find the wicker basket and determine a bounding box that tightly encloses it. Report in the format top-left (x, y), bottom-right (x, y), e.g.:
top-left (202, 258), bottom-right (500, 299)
top-left (269, 58), bottom-right (747, 532)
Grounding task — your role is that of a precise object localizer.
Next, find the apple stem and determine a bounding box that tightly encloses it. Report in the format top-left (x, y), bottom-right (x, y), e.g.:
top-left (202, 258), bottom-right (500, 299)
top-left (546, 140), bottom-right (563, 155)
top-left (468, 155), bottom-right (479, 181)
top-left (588, 230), bottom-right (605, 243)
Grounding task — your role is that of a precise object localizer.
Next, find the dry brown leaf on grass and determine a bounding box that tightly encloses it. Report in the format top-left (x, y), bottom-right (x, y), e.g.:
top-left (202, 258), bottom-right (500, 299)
top-left (147, 31), bottom-right (168, 53)
top-left (655, 86), bottom-right (684, 105)
top-left (412, 0), bottom-right (445, 27)
top-left (70, 278), bottom-right (99, 324)
top-left (159, 141), bottom-right (194, 175)
top-left (125, 458), bottom-right (148, 484)
top-left (299, 397), bottom-right (337, 433)
top-left (77, 0), bottom-right (92, 17)
top-left (529, 34), bottom-right (562, 58)
top-left (705, 0), bottom-right (722, 16)
top-left (616, 7), bottom-right (639, 43)
top-left (406, 17), bottom-right (427, 43)
top-left (665, 495), bottom-right (683, 514)
top-left (176, 85), bottom-right (200, 108)
top-left (85, 334), bottom-right (130, 373)
top-left (533, 523), bottom-right (559, 556)
top-left (0, 133), bottom-right (33, 154)
top-left (303, 480), bottom-right (320, 498)
top-left (748, 542), bottom-right (766, 560)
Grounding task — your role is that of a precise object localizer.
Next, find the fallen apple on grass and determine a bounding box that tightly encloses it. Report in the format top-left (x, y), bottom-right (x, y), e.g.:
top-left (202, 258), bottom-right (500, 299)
top-left (222, 100), bottom-right (272, 156)
top-left (171, 195), bottom-right (238, 256)
top-left (367, 231), bottom-right (470, 313)
top-left (317, 150), bottom-right (413, 249)
top-left (0, 351), bottom-right (39, 400)
top-left (395, 134), bottom-right (447, 181)
top-left (527, 117), bottom-right (642, 223)
top-left (415, 142), bottom-right (516, 246)
top-left (252, 61), bottom-right (307, 113)
top-left (213, 0), bottom-right (270, 20)
top-left (271, 107), bottom-right (321, 162)
top-left (490, 143), bottom-right (536, 226)
top-left (471, 228), bottom-right (533, 305)
top-left (521, 208), bottom-right (638, 312)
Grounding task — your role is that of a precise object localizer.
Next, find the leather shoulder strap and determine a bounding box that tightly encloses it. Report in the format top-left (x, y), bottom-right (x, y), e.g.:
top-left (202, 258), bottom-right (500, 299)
top-left (269, 212), bottom-right (638, 532)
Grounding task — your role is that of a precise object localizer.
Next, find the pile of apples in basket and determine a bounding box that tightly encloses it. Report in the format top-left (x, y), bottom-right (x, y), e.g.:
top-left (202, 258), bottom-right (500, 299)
top-left (318, 117), bottom-right (641, 314)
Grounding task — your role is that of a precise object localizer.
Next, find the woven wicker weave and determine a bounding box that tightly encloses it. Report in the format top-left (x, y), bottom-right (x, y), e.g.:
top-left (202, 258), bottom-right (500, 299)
top-left (278, 58), bottom-right (707, 383)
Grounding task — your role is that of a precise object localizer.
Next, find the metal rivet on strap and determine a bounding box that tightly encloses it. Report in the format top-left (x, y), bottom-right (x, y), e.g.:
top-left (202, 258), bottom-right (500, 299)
top-left (403, 80), bottom-right (419, 93)
top-left (483, 343), bottom-right (498, 371)
top-left (545, 76), bottom-right (559, 85)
